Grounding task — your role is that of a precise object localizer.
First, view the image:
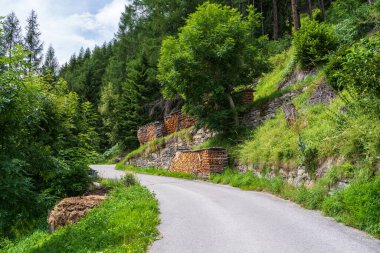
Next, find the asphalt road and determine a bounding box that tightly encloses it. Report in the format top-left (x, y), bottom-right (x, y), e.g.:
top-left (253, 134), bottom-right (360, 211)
top-left (90, 164), bottom-right (380, 253)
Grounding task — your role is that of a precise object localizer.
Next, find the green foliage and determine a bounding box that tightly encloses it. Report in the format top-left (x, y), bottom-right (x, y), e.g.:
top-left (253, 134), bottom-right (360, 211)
top-left (158, 3), bottom-right (268, 131)
top-left (1, 183), bottom-right (160, 253)
top-left (293, 20), bottom-right (338, 68)
top-left (298, 137), bottom-right (319, 177)
top-left (322, 176), bottom-right (380, 237)
top-left (254, 47), bottom-right (295, 101)
top-left (0, 33), bottom-right (99, 238)
top-left (327, 34), bottom-right (380, 97)
top-left (117, 164), bottom-right (196, 180)
top-left (122, 173), bottom-right (138, 187)
top-left (98, 144), bottom-right (123, 164)
top-left (328, 0), bottom-right (379, 42)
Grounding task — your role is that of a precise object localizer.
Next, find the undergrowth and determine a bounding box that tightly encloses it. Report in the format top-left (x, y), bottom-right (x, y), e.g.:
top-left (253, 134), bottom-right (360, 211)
top-left (1, 178), bottom-right (159, 253)
top-left (254, 47), bottom-right (295, 101)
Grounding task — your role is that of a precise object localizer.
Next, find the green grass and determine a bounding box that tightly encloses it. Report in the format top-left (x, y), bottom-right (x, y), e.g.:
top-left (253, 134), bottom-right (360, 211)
top-left (254, 47), bottom-right (295, 101)
top-left (210, 167), bottom-right (380, 238)
top-left (117, 164), bottom-right (196, 180)
top-left (1, 180), bottom-right (159, 253)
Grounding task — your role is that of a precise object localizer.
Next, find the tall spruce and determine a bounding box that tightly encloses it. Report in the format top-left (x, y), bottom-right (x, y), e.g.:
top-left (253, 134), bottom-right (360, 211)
top-left (42, 45), bottom-right (59, 78)
top-left (24, 10), bottom-right (43, 72)
top-left (2, 12), bottom-right (23, 58)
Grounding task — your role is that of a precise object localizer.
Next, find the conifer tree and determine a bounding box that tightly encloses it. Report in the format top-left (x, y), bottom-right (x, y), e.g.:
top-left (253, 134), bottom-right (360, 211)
top-left (42, 44), bottom-right (59, 78)
top-left (24, 10), bottom-right (43, 72)
top-left (3, 12), bottom-right (23, 58)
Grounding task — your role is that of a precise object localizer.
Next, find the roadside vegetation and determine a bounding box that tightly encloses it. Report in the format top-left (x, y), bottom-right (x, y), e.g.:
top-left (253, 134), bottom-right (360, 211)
top-left (1, 176), bottom-right (159, 253)
top-left (117, 164), bottom-right (196, 180)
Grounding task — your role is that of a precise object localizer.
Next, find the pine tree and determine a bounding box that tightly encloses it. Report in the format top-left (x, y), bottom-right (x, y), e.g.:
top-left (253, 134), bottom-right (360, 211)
top-left (3, 12), bottom-right (23, 58)
top-left (42, 45), bottom-right (59, 78)
top-left (24, 10), bottom-right (43, 72)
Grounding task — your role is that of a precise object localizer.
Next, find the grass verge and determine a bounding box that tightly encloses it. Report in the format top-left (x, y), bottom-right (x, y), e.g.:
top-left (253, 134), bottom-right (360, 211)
top-left (210, 167), bottom-right (380, 238)
top-left (117, 164), bottom-right (196, 180)
top-left (1, 178), bottom-right (159, 253)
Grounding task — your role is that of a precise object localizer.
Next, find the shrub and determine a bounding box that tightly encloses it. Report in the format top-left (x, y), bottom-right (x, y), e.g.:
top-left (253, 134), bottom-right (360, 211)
top-left (322, 176), bottom-right (380, 237)
top-left (339, 35), bottom-right (380, 97)
top-left (293, 20), bottom-right (338, 68)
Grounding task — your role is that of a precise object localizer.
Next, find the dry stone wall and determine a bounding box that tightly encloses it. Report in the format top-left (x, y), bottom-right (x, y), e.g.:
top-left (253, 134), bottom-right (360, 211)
top-left (125, 128), bottom-right (218, 170)
top-left (242, 90), bottom-right (299, 128)
top-left (170, 148), bottom-right (228, 177)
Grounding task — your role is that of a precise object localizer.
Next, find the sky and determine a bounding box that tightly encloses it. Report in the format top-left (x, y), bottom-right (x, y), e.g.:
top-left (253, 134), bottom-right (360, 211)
top-left (1, 0), bottom-right (129, 65)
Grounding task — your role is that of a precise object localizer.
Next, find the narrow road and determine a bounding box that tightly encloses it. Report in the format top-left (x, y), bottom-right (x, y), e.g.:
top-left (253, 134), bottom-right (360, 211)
top-left (90, 165), bottom-right (380, 253)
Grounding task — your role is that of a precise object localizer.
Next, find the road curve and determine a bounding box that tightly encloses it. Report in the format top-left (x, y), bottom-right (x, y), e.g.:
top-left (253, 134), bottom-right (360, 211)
top-left (90, 164), bottom-right (380, 253)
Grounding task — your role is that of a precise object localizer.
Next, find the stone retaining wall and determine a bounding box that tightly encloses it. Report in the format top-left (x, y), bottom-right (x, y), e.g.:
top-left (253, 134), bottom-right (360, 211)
top-left (126, 128), bottom-right (218, 170)
top-left (242, 91), bottom-right (299, 128)
top-left (170, 148), bottom-right (228, 177)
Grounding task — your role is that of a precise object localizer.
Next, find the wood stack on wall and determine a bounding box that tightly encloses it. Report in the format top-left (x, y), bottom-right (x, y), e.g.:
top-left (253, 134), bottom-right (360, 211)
top-left (170, 148), bottom-right (228, 177)
top-left (239, 89), bottom-right (254, 105)
top-left (137, 121), bottom-right (164, 145)
top-left (164, 111), bottom-right (196, 135)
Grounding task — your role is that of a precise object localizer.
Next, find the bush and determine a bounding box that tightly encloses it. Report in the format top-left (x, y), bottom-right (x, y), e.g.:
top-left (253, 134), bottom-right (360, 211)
top-left (339, 35), bottom-right (380, 97)
top-left (293, 20), bottom-right (338, 68)
top-left (322, 176), bottom-right (380, 237)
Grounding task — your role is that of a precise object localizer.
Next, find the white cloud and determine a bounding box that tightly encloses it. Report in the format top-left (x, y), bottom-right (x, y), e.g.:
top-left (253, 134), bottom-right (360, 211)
top-left (0, 0), bottom-right (128, 64)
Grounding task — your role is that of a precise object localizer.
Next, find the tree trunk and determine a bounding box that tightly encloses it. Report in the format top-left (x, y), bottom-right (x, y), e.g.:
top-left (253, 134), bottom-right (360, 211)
top-left (368, 0), bottom-right (373, 5)
top-left (260, 0), bottom-right (264, 35)
top-left (291, 0), bottom-right (300, 32)
top-left (319, 0), bottom-right (326, 20)
top-left (307, 0), bottom-right (313, 20)
top-left (227, 93), bottom-right (239, 127)
top-left (272, 0), bottom-right (279, 40)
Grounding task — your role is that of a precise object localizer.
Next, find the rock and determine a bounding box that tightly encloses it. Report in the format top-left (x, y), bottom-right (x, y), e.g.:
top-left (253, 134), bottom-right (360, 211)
top-left (282, 103), bottom-right (298, 126)
top-left (308, 84), bottom-right (336, 105)
top-left (48, 195), bottom-right (106, 232)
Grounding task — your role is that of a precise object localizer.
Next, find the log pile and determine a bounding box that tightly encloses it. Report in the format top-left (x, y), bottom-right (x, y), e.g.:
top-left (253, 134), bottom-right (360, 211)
top-left (170, 148), bottom-right (228, 177)
top-left (137, 121), bottom-right (164, 145)
top-left (164, 111), bottom-right (196, 135)
top-left (47, 195), bottom-right (106, 232)
top-left (239, 89), bottom-right (254, 105)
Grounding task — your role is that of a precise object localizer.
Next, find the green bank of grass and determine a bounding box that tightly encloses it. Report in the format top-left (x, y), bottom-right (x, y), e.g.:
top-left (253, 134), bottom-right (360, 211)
top-left (1, 179), bottom-right (159, 253)
top-left (254, 47), bottom-right (295, 101)
top-left (211, 167), bottom-right (380, 238)
top-left (117, 164), bottom-right (196, 180)
top-left (239, 89), bottom-right (380, 173)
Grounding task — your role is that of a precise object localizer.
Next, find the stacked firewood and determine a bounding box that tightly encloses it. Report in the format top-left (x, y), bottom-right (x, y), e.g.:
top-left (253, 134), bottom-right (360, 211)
top-left (170, 148), bottom-right (227, 177)
top-left (137, 121), bottom-right (164, 145)
top-left (239, 89), bottom-right (254, 105)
